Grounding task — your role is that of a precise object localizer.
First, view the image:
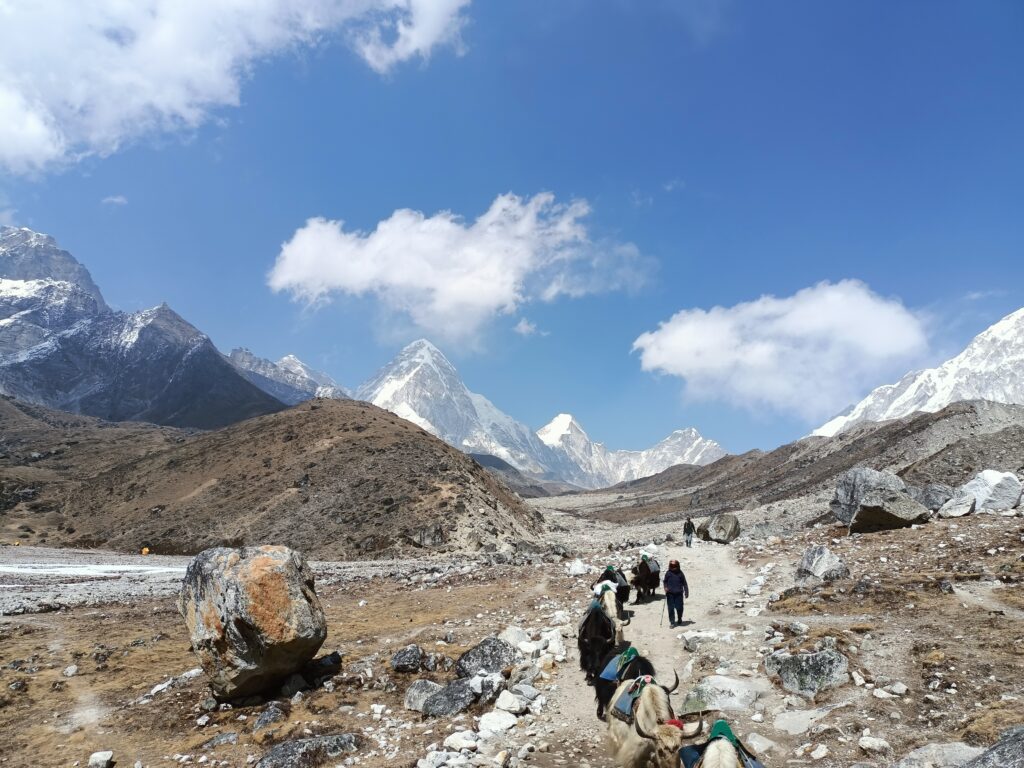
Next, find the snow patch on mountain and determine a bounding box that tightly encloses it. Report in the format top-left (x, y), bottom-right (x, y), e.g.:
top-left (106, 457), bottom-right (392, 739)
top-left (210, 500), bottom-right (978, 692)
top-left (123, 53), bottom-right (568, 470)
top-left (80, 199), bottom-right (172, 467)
top-left (813, 307), bottom-right (1024, 436)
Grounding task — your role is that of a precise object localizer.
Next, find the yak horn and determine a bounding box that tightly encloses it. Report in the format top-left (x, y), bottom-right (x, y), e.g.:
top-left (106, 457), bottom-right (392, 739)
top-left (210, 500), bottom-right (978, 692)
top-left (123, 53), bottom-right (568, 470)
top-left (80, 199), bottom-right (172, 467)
top-left (662, 670), bottom-right (679, 693)
top-left (634, 718), bottom-right (655, 740)
top-left (680, 715), bottom-right (704, 738)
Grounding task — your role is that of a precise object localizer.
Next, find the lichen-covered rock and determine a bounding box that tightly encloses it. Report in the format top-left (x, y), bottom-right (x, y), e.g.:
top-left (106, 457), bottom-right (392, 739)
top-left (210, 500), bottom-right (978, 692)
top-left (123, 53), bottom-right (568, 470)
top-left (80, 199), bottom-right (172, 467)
top-left (404, 679), bottom-right (443, 712)
top-left (849, 490), bottom-right (930, 533)
top-left (697, 513), bottom-right (741, 544)
top-left (454, 637), bottom-right (520, 678)
top-left (796, 545), bottom-right (849, 581)
top-left (764, 648), bottom-right (849, 700)
top-left (962, 726), bottom-right (1024, 768)
top-left (391, 644), bottom-right (425, 673)
top-left (177, 545), bottom-right (326, 699)
top-left (960, 470), bottom-right (1023, 512)
top-left (254, 733), bottom-right (359, 768)
top-left (831, 467), bottom-right (906, 525)
top-left (421, 678), bottom-right (477, 717)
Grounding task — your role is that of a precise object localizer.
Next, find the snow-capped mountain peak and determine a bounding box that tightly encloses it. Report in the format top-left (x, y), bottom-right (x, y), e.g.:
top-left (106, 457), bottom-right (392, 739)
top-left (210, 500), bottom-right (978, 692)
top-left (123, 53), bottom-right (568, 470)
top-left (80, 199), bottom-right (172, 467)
top-left (813, 306), bottom-right (1024, 436)
top-left (0, 225), bottom-right (108, 309)
top-left (537, 413), bottom-right (587, 446)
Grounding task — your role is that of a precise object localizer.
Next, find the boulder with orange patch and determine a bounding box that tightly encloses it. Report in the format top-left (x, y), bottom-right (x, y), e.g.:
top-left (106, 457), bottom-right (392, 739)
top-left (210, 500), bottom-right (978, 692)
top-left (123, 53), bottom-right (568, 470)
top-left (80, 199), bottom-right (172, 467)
top-left (177, 545), bottom-right (327, 699)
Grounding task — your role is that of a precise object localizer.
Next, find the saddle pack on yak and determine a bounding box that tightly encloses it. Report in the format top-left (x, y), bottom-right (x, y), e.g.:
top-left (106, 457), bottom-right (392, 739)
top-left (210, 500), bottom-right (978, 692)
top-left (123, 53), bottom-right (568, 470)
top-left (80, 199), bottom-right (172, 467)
top-left (609, 675), bottom-right (654, 723)
top-left (680, 719), bottom-right (765, 768)
top-left (599, 646), bottom-right (639, 682)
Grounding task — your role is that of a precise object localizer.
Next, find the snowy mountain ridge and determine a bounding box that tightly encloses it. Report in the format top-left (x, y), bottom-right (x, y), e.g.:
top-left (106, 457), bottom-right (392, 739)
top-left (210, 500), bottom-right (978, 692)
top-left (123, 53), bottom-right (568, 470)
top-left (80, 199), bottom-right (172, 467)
top-left (228, 348), bottom-right (348, 405)
top-left (358, 340), bottom-right (725, 488)
top-left (813, 307), bottom-right (1024, 436)
top-left (537, 413), bottom-right (725, 486)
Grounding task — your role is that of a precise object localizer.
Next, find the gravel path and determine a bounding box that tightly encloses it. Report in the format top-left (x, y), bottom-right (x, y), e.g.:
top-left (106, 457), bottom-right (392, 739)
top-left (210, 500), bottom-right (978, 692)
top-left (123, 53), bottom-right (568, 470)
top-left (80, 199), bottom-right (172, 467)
top-left (537, 537), bottom-right (759, 766)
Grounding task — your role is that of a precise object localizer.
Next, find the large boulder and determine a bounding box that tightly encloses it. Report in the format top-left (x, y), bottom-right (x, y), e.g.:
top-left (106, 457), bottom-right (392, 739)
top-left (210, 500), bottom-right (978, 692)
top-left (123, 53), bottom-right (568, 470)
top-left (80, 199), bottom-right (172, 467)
top-left (254, 734), bottom-right (359, 768)
top-left (697, 513), bottom-right (741, 544)
top-left (454, 637), bottom-right (520, 678)
top-left (960, 470), bottom-right (1023, 512)
top-left (679, 675), bottom-right (770, 714)
top-left (830, 467), bottom-right (906, 525)
top-left (177, 546), bottom-right (327, 699)
top-left (962, 726), bottom-right (1024, 768)
top-left (849, 490), bottom-right (930, 533)
top-left (938, 489), bottom-right (977, 519)
top-left (421, 678), bottom-right (477, 717)
top-left (764, 648), bottom-right (849, 700)
top-left (894, 742), bottom-right (986, 768)
top-left (796, 545), bottom-right (849, 582)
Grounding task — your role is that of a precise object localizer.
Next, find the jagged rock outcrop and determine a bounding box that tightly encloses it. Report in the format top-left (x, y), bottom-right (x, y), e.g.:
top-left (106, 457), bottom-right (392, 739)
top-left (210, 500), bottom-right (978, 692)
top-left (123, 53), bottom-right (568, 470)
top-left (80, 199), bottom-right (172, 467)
top-left (697, 513), bottom-right (740, 544)
top-left (831, 467), bottom-right (907, 526)
top-left (849, 490), bottom-right (930, 533)
top-left (177, 546), bottom-right (326, 699)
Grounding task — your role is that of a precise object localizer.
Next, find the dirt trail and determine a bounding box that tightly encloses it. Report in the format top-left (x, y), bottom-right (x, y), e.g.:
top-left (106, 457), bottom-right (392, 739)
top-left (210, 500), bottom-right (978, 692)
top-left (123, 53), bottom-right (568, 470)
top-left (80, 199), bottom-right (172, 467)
top-left (542, 540), bottom-right (753, 765)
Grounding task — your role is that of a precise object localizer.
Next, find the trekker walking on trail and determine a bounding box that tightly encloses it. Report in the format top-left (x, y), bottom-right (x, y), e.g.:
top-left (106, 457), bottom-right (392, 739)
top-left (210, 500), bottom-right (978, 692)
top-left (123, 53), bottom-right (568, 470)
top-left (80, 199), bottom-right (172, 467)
top-left (684, 517), bottom-right (696, 548)
top-left (663, 559), bottom-right (689, 627)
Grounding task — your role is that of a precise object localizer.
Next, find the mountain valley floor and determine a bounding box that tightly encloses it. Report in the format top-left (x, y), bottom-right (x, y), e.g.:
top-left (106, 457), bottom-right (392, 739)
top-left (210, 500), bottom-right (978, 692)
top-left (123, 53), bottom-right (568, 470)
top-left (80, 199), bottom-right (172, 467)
top-left (0, 498), bottom-right (1021, 768)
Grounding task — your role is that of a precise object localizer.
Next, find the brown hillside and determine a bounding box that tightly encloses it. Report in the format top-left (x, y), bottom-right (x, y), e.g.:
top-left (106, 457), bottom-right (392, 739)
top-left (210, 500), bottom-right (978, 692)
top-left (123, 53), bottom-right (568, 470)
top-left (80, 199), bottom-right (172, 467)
top-left (0, 396), bottom-right (184, 540)
top-left (58, 399), bottom-right (542, 558)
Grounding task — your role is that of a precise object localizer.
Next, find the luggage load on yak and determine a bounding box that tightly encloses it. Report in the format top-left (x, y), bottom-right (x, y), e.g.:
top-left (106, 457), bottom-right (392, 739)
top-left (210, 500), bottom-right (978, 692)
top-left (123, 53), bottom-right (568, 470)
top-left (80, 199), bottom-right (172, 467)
top-left (595, 644), bottom-right (657, 720)
top-left (577, 601), bottom-right (617, 681)
top-left (592, 564), bottom-right (632, 605)
top-left (680, 719), bottom-right (765, 768)
top-left (631, 553), bottom-right (661, 603)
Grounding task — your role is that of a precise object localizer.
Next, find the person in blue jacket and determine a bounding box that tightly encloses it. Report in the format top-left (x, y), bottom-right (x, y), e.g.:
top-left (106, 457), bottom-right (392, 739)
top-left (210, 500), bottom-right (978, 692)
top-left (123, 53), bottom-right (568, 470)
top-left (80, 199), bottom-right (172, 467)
top-left (663, 559), bottom-right (689, 627)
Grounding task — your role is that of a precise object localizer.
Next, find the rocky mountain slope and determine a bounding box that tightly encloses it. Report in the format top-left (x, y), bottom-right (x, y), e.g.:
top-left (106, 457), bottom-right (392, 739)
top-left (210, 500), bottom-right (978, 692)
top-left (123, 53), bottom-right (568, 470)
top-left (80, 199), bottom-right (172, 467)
top-left (58, 399), bottom-right (543, 558)
top-left (815, 307), bottom-right (1024, 436)
top-left (537, 413), bottom-right (724, 485)
top-left (358, 339), bottom-right (723, 488)
top-left (579, 399), bottom-right (1024, 522)
top-left (228, 348), bottom-right (348, 405)
top-left (0, 226), bottom-right (284, 428)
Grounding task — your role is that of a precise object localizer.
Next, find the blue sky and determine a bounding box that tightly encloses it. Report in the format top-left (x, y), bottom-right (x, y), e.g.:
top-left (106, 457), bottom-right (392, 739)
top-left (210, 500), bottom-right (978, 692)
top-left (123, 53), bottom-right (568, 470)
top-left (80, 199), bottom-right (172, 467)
top-left (2, 1), bottom-right (1022, 453)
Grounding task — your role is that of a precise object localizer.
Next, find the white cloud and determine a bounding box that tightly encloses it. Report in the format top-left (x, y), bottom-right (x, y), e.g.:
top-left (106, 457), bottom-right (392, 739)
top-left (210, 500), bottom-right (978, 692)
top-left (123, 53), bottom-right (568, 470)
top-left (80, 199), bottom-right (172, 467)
top-left (513, 318), bottom-right (548, 337)
top-left (0, 208), bottom-right (15, 226)
top-left (633, 280), bottom-right (929, 421)
top-left (269, 192), bottom-right (646, 343)
top-left (662, 177), bottom-right (684, 192)
top-left (0, 0), bottom-right (471, 175)
top-left (101, 194), bottom-right (128, 206)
